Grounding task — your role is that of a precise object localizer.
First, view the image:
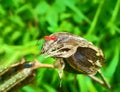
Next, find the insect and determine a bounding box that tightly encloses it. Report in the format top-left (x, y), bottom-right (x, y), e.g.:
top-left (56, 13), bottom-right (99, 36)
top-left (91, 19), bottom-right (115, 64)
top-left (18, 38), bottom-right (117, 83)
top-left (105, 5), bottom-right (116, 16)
top-left (0, 32), bottom-right (111, 91)
top-left (0, 59), bottom-right (36, 92)
top-left (41, 32), bottom-right (111, 89)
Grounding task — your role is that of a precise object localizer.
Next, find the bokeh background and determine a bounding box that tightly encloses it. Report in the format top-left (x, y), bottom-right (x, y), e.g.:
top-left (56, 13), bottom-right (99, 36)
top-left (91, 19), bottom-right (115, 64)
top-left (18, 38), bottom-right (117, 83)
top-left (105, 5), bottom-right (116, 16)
top-left (0, 0), bottom-right (120, 92)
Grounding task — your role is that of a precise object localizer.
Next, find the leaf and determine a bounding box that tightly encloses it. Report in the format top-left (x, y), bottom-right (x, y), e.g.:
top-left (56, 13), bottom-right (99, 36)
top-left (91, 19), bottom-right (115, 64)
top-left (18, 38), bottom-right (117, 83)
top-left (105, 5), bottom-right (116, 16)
top-left (77, 75), bottom-right (88, 92)
top-left (10, 15), bottom-right (24, 27)
top-left (22, 86), bottom-right (38, 92)
top-left (52, 0), bottom-right (66, 13)
top-left (86, 78), bottom-right (97, 92)
top-left (10, 31), bottom-right (21, 42)
top-left (35, 1), bottom-right (49, 15)
top-left (86, 0), bottom-right (104, 37)
top-left (0, 6), bottom-right (6, 15)
top-left (46, 8), bottom-right (58, 32)
top-left (105, 46), bottom-right (119, 80)
top-left (62, 0), bottom-right (90, 23)
top-left (43, 83), bottom-right (57, 92)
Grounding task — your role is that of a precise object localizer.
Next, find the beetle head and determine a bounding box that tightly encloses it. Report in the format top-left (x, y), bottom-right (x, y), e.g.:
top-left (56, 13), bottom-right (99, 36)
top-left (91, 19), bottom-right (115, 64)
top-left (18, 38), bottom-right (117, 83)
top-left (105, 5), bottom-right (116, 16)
top-left (41, 32), bottom-right (83, 58)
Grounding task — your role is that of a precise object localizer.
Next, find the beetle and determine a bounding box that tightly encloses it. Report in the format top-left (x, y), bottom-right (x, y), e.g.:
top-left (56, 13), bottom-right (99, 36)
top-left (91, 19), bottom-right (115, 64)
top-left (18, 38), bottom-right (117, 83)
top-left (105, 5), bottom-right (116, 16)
top-left (41, 32), bottom-right (111, 89)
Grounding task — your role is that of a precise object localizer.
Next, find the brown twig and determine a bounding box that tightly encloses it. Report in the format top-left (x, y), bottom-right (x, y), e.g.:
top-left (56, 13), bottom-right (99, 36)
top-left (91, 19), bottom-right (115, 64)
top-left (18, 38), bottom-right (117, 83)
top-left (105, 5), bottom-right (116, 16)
top-left (74, 74), bottom-right (77, 88)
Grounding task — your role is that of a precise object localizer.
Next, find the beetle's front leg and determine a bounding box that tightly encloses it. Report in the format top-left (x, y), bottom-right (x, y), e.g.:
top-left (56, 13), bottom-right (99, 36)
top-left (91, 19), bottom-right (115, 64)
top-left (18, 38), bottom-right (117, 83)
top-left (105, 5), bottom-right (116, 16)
top-left (54, 58), bottom-right (65, 87)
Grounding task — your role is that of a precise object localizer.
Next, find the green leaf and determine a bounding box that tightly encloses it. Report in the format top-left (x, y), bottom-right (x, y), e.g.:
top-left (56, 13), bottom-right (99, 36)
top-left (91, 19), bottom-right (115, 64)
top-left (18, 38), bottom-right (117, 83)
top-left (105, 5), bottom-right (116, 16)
top-left (22, 86), bottom-right (38, 92)
top-left (77, 75), bottom-right (88, 92)
top-left (43, 84), bottom-right (57, 92)
top-left (9, 15), bottom-right (24, 27)
top-left (46, 8), bottom-right (58, 32)
top-left (35, 1), bottom-right (49, 15)
top-left (62, 0), bottom-right (90, 23)
top-left (105, 46), bottom-right (119, 80)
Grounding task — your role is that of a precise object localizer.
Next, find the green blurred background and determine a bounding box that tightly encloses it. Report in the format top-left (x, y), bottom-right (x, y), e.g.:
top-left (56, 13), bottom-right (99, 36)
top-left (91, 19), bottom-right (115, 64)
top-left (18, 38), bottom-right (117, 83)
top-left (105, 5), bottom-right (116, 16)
top-left (0, 0), bottom-right (120, 92)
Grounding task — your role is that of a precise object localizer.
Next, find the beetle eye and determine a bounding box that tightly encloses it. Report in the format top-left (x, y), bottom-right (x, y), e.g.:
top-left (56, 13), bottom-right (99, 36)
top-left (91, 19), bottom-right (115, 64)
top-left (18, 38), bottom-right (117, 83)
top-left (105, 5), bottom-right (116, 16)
top-left (50, 36), bottom-right (57, 40)
top-left (44, 36), bottom-right (51, 40)
top-left (44, 36), bottom-right (57, 41)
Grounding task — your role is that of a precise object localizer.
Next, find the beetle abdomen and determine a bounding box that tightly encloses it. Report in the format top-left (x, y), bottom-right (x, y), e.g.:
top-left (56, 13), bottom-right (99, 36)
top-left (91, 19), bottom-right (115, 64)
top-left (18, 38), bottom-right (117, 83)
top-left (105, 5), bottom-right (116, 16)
top-left (64, 46), bottom-right (104, 75)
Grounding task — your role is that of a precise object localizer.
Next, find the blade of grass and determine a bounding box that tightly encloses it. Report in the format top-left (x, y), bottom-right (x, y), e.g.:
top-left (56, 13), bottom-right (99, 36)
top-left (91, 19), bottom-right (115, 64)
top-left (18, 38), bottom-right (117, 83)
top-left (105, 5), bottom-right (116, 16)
top-left (22, 86), bottom-right (42, 92)
top-left (77, 75), bottom-right (88, 92)
top-left (106, 0), bottom-right (119, 28)
top-left (86, 0), bottom-right (104, 37)
top-left (86, 78), bottom-right (97, 92)
top-left (43, 83), bottom-right (57, 92)
top-left (105, 46), bottom-right (119, 80)
top-left (62, 0), bottom-right (91, 23)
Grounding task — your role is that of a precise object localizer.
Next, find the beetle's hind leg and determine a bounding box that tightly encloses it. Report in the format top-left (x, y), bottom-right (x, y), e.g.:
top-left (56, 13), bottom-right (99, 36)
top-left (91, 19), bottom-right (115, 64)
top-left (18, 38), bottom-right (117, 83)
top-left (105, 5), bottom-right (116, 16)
top-left (88, 70), bottom-right (111, 91)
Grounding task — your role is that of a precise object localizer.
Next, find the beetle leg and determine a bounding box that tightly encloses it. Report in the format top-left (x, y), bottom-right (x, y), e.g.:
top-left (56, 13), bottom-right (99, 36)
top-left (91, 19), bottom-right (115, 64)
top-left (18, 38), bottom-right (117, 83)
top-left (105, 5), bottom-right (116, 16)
top-left (97, 70), bottom-right (111, 90)
top-left (74, 74), bottom-right (77, 88)
top-left (88, 70), bottom-right (111, 90)
top-left (54, 58), bottom-right (65, 87)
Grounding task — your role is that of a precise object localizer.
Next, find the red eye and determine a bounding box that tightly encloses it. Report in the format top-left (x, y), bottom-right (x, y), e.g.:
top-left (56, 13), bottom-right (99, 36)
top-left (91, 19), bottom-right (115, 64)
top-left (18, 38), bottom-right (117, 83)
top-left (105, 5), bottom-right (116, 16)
top-left (50, 36), bottom-right (57, 40)
top-left (44, 36), bottom-right (57, 41)
top-left (44, 36), bottom-right (51, 40)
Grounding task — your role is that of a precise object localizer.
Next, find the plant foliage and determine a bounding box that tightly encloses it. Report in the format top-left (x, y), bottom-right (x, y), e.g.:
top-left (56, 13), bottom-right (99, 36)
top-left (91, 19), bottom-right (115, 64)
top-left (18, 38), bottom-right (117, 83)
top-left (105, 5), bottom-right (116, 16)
top-left (0, 0), bottom-right (120, 92)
